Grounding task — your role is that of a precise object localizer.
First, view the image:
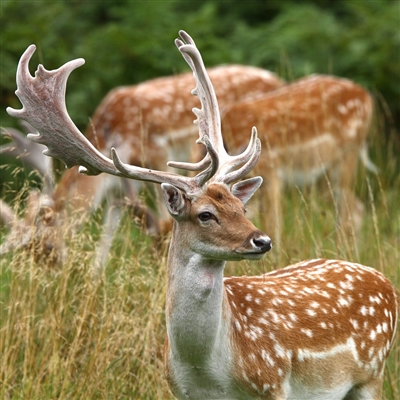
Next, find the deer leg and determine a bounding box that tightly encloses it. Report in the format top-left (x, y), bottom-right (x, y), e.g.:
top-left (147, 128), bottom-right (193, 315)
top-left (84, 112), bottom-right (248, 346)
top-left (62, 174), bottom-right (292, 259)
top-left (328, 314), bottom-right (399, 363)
top-left (89, 175), bottom-right (125, 272)
top-left (122, 179), bottom-right (161, 235)
top-left (259, 169), bottom-right (282, 251)
top-left (0, 199), bottom-right (18, 229)
top-left (337, 188), bottom-right (365, 234)
top-left (92, 179), bottom-right (163, 272)
top-left (0, 199), bottom-right (23, 255)
top-left (92, 201), bottom-right (122, 272)
top-left (330, 148), bottom-right (364, 237)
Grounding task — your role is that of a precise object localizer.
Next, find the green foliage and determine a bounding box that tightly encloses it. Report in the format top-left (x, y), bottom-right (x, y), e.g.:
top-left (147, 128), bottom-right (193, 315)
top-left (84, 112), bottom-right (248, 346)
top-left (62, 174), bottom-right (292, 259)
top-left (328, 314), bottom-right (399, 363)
top-left (0, 2), bottom-right (398, 397)
top-left (1, 2), bottom-right (398, 198)
top-left (227, 1), bottom-right (400, 107)
top-left (1, 0), bottom-right (399, 131)
top-left (1, 0), bottom-right (398, 202)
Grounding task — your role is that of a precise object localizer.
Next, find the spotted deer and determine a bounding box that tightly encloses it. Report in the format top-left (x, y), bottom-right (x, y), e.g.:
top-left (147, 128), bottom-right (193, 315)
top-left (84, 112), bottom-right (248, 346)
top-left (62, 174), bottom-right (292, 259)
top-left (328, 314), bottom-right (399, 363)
top-left (0, 65), bottom-right (284, 268)
top-left (58, 62), bottom-right (285, 230)
top-left (7, 30), bottom-right (398, 399)
top-left (1, 62), bottom-right (283, 267)
top-left (76, 62), bottom-right (284, 232)
top-left (220, 74), bottom-right (377, 246)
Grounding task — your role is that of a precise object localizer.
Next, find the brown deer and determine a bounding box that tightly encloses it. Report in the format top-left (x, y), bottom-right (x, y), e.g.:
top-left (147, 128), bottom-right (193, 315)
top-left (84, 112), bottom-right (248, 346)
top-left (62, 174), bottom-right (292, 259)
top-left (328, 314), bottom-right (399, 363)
top-left (1, 62), bottom-right (284, 267)
top-left (220, 74), bottom-right (377, 246)
top-left (55, 63), bottom-right (285, 226)
top-left (7, 30), bottom-right (398, 399)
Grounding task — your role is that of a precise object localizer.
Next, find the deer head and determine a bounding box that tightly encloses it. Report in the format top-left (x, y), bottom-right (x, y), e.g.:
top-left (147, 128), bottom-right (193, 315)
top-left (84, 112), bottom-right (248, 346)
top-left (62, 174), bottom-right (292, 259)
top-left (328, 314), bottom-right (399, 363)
top-left (6, 31), bottom-right (271, 262)
top-left (6, 30), bottom-right (397, 400)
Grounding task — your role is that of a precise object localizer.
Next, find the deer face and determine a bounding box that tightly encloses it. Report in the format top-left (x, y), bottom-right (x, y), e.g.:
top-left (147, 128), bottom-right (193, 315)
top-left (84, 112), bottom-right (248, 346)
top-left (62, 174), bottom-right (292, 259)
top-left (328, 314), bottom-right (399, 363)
top-left (162, 182), bottom-right (271, 261)
top-left (6, 31), bottom-right (267, 264)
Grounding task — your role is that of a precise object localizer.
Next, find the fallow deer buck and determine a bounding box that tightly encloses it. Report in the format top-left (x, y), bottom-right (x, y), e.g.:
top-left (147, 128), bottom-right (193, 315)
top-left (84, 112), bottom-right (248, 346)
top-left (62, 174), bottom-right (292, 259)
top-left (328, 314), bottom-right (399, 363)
top-left (7, 30), bottom-right (398, 400)
top-left (1, 63), bottom-right (283, 267)
top-left (56, 62), bottom-right (285, 232)
top-left (220, 74), bottom-right (377, 246)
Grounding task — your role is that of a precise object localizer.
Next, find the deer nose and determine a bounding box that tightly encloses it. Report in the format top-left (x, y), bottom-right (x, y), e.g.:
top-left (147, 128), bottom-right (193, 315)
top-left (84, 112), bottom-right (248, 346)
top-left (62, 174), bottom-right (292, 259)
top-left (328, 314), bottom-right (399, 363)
top-left (252, 236), bottom-right (272, 253)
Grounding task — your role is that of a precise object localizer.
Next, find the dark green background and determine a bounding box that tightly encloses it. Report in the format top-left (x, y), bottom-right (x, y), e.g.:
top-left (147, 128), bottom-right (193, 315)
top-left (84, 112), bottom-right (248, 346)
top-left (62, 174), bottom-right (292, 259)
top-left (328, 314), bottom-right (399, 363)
top-left (1, 0), bottom-right (399, 196)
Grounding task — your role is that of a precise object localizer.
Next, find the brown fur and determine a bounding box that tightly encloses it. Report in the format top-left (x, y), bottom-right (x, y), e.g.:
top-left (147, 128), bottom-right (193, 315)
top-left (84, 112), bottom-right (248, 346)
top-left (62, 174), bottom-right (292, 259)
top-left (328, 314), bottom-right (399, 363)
top-left (224, 259), bottom-right (398, 397)
top-left (222, 75), bottom-right (374, 242)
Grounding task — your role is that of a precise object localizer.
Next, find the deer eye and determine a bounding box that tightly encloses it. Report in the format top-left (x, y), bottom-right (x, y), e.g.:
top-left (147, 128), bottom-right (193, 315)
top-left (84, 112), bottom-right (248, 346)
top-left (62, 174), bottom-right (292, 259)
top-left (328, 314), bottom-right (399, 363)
top-left (198, 211), bottom-right (213, 222)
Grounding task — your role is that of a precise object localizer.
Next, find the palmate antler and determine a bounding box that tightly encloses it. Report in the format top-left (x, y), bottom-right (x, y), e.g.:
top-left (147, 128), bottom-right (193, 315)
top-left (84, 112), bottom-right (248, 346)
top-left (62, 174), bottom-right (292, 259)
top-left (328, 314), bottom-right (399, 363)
top-left (7, 31), bottom-right (261, 193)
top-left (171, 31), bottom-right (261, 185)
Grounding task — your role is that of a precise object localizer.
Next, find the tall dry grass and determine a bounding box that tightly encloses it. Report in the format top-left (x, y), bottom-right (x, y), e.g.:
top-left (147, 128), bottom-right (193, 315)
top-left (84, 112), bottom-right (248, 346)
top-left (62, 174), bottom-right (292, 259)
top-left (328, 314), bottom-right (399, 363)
top-left (0, 126), bottom-right (399, 399)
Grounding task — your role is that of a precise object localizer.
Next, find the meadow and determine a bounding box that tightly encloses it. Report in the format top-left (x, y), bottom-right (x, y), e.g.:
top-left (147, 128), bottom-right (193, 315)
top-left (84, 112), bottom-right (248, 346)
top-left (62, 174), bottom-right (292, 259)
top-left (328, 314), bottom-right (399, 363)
top-left (0, 120), bottom-right (399, 399)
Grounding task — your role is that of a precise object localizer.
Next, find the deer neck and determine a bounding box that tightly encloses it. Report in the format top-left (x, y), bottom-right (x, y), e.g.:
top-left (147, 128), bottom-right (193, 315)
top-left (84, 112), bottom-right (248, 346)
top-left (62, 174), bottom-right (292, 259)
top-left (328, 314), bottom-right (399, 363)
top-left (165, 224), bottom-right (231, 367)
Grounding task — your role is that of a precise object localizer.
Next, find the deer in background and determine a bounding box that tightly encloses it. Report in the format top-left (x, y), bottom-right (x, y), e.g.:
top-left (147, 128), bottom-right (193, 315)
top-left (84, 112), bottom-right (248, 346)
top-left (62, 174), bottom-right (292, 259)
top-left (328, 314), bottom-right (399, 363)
top-left (219, 74), bottom-right (377, 247)
top-left (81, 63), bottom-right (285, 227)
top-left (1, 63), bottom-right (284, 267)
top-left (0, 123), bottom-right (63, 263)
top-left (7, 30), bottom-right (398, 400)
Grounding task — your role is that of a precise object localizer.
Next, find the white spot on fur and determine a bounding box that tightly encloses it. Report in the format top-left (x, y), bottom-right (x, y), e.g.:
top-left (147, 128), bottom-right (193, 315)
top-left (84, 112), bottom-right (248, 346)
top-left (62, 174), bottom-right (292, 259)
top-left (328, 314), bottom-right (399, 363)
top-left (369, 306), bottom-right (375, 316)
top-left (301, 328), bottom-right (313, 337)
top-left (350, 319), bottom-right (359, 330)
top-left (235, 320), bottom-right (242, 332)
top-left (360, 305), bottom-right (368, 315)
top-left (261, 349), bottom-right (275, 367)
top-left (289, 313), bottom-right (297, 322)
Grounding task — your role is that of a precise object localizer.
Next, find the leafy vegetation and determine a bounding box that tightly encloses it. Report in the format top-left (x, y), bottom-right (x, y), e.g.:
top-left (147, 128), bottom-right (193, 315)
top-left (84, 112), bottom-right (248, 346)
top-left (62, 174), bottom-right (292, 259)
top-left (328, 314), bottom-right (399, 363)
top-left (1, 0), bottom-right (399, 195)
top-left (0, 1), bottom-right (399, 398)
top-left (1, 1), bottom-right (399, 130)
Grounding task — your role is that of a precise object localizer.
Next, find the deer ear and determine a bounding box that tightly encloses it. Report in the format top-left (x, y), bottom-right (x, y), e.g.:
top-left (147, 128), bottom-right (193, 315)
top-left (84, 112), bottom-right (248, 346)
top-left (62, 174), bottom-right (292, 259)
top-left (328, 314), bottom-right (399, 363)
top-left (161, 183), bottom-right (186, 217)
top-left (231, 177), bottom-right (263, 205)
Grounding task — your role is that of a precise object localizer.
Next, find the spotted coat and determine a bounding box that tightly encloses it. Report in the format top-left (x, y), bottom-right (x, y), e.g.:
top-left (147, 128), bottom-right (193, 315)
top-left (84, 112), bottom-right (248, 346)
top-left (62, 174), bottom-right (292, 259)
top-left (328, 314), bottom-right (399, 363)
top-left (221, 75), bottom-right (376, 242)
top-left (224, 259), bottom-right (398, 398)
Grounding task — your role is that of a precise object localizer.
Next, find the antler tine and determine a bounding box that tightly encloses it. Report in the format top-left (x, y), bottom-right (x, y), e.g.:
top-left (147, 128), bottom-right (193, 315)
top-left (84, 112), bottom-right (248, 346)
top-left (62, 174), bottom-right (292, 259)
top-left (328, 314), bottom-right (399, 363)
top-left (175, 31), bottom-right (225, 154)
top-left (6, 44), bottom-right (221, 194)
top-left (168, 155), bottom-right (211, 172)
top-left (6, 44), bottom-right (119, 177)
top-left (174, 30), bottom-right (261, 184)
top-left (168, 126), bottom-right (258, 175)
top-left (219, 128), bottom-right (261, 185)
top-left (110, 148), bottom-right (203, 193)
top-left (7, 34), bottom-right (261, 194)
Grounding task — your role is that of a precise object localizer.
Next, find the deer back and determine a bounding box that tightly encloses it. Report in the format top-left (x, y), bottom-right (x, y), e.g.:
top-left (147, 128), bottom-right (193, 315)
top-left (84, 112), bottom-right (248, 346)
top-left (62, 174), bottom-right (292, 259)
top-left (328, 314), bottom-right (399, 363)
top-left (85, 65), bottom-right (284, 169)
top-left (222, 74), bottom-right (373, 178)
